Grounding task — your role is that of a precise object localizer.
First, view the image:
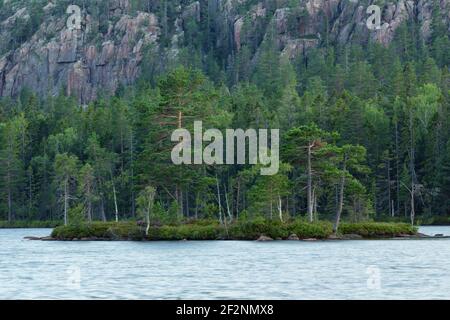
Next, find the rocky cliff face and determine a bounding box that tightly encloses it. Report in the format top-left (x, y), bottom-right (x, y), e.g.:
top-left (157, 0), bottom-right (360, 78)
top-left (0, 0), bottom-right (159, 103)
top-left (0, 0), bottom-right (448, 104)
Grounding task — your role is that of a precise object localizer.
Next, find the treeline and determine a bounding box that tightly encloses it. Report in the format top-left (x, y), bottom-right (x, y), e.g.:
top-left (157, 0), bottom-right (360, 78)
top-left (0, 9), bottom-right (449, 226)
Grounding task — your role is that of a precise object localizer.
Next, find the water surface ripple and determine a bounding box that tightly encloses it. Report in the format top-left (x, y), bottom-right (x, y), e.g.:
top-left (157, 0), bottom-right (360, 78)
top-left (0, 226), bottom-right (449, 299)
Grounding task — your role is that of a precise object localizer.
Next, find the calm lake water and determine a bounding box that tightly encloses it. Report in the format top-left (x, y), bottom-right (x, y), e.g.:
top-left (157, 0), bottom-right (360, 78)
top-left (0, 226), bottom-right (449, 300)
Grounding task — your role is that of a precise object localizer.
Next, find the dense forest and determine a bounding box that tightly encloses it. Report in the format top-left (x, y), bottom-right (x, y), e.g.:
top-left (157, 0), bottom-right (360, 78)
top-left (0, 0), bottom-right (449, 227)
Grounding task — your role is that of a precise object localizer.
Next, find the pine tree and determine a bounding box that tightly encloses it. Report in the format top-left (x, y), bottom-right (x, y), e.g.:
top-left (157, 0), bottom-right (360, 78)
top-left (54, 153), bottom-right (78, 226)
top-left (0, 117), bottom-right (26, 222)
top-left (78, 163), bottom-right (97, 222)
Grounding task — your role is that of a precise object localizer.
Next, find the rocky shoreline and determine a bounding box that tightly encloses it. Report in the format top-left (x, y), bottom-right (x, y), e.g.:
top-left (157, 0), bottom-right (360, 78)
top-left (24, 232), bottom-right (449, 242)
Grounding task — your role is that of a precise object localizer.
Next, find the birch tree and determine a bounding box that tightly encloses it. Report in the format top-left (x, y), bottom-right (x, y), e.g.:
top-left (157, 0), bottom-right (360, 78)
top-left (332, 145), bottom-right (368, 234)
top-left (137, 185), bottom-right (156, 236)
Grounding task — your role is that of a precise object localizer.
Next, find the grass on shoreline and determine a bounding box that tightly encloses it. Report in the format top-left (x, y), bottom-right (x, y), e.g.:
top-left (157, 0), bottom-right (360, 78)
top-left (50, 219), bottom-right (418, 241)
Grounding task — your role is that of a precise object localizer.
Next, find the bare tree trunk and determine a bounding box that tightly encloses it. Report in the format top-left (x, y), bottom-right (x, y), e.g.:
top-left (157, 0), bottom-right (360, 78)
top-left (236, 179), bottom-right (241, 218)
top-left (334, 159), bottom-right (347, 234)
top-left (180, 190), bottom-right (184, 217)
top-left (286, 196), bottom-right (289, 217)
top-left (175, 185), bottom-right (184, 217)
top-left (335, 184), bottom-right (338, 214)
top-left (391, 200), bottom-right (395, 219)
top-left (395, 122), bottom-right (400, 216)
top-left (405, 203), bottom-right (408, 218)
top-left (387, 157), bottom-right (392, 217)
top-left (145, 203), bottom-right (150, 236)
top-left (307, 143), bottom-right (314, 222)
top-left (119, 127), bottom-right (124, 173)
top-left (28, 168), bottom-right (33, 218)
top-left (7, 186), bottom-right (12, 223)
top-left (7, 161), bottom-right (12, 222)
top-left (64, 179), bottom-right (68, 226)
top-left (86, 177), bottom-right (92, 222)
top-left (270, 184), bottom-right (273, 220)
top-left (313, 186), bottom-right (318, 221)
top-left (409, 109), bottom-right (416, 226)
top-left (175, 185), bottom-right (179, 213)
top-left (224, 184), bottom-right (232, 222)
top-left (87, 199), bottom-right (92, 222)
top-left (410, 184), bottom-right (415, 226)
top-left (145, 212), bottom-right (150, 236)
top-left (292, 186), bottom-right (297, 216)
top-left (112, 181), bottom-right (119, 222)
top-left (99, 180), bottom-right (106, 222)
top-left (130, 130), bottom-right (136, 217)
top-left (195, 192), bottom-right (199, 219)
top-left (216, 175), bottom-right (223, 224)
top-left (109, 168), bottom-right (119, 222)
top-left (242, 185), bottom-right (246, 212)
top-left (185, 189), bottom-right (189, 218)
top-left (278, 194), bottom-right (283, 222)
top-left (144, 187), bottom-right (156, 236)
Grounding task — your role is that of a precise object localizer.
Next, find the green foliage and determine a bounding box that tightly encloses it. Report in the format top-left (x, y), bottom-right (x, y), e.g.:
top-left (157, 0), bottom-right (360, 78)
top-left (165, 200), bottom-right (182, 225)
top-left (68, 204), bottom-right (85, 226)
top-left (339, 222), bottom-right (417, 237)
top-left (228, 217), bottom-right (290, 239)
top-left (148, 224), bottom-right (223, 241)
top-left (50, 219), bottom-right (417, 240)
top-left (229, 218), bottom-right (333, 239)
top-left (51, 222), bottom-right (142, 240)
top-left (290, 219), bottom-right (334, 239)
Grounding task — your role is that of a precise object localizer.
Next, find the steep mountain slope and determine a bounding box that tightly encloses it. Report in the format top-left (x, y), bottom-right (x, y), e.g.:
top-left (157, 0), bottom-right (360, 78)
top-left (0, 0), bottom-right (448, 104)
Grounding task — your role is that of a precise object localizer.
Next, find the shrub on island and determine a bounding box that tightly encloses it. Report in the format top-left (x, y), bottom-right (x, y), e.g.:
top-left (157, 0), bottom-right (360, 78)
top-left (339, 222), bottom-right (417, 238)
top-left (50, 219), bottom-right (418, 241)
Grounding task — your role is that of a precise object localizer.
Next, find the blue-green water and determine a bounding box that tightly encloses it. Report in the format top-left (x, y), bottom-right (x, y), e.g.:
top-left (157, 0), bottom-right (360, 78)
top-left (0, 226), bottom-right (449, 299)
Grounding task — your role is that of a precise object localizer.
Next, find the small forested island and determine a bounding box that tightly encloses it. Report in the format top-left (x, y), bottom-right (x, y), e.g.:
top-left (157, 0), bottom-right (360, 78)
top-left (42, 219), bottom-right (420, 241)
